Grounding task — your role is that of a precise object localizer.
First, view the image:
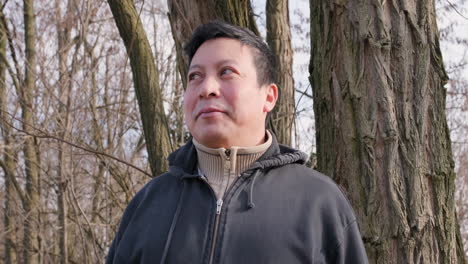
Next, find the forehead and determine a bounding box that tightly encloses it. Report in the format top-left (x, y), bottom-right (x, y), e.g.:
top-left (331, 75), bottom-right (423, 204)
top-left (190, 38), bottom-right (256, 67)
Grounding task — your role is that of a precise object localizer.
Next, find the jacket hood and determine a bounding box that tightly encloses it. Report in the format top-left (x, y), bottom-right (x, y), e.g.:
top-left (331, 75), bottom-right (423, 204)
top-left (167, 132), bottom-right (308, 177)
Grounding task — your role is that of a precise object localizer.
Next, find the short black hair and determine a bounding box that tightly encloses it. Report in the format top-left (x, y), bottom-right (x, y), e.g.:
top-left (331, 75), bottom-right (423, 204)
top-left (184, 20), bottom-right (276, 86)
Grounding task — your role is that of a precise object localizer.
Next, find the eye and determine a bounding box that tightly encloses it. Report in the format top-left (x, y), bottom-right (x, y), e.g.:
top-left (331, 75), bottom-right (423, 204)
top-left (220, 68), bottom-right (235, 77)
top-left (188, 72), bottom-right (202, 81)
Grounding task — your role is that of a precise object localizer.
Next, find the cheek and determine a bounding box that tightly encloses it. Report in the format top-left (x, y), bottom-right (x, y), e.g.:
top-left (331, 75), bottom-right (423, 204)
top-left (182, 94), bottom-right (193, 120)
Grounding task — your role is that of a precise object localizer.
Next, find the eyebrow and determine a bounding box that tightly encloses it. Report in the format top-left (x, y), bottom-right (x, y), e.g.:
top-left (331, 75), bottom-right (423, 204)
top-left (188, 64), bottom-right (202, 71)
top-left (188, 59), bottom-right (238, 71)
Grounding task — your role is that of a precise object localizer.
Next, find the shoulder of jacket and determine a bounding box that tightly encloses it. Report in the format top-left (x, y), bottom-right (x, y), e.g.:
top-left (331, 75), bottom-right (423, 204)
top-left (269, 163), bottom-right (337, 187)
top-left (117, 172), bottom-right (177, 215)
top-left (268, 164), bottom-right (357, 219)
top-left (139, 171), bottom-right (180, 197)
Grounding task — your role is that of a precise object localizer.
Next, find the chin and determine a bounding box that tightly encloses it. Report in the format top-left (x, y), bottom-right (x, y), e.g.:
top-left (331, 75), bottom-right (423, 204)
top-left (193, 129), bottom-right (229, 148)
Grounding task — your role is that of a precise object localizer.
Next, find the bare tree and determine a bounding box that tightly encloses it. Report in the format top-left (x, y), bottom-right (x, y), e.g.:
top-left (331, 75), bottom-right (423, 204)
top-left (309, 0), bottom-right (465, 262)
top-left (106, 0), bottom-right (173, 177)
top-left (167, 0), bottom-right (259, 86)
top-left (266, 0), bottom-right (295, 145)
top-left (0, 9), bottom-right (18, 264)
top-left (455, 147), bottom-right (468, 255)
top-left (21, 0), bottom-right (41, 262)
top-left (0, 0), bottom-right (170, 262)
top-left (437, 0), bottom-right (468, 253)
top-left (54, 0), bottom-right (78, 262)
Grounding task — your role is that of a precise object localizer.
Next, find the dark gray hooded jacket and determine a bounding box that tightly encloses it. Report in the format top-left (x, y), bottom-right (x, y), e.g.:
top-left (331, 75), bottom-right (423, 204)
top-left (106, 135), bottom-right (368, 264)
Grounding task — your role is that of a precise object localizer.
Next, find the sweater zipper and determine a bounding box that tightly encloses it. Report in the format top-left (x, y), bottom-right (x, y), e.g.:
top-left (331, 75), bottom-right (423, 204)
top-left (208, 148), bottom-right (231, 264)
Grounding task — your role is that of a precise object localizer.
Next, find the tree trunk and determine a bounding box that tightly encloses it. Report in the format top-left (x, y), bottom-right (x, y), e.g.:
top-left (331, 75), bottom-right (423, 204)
top-left (0, 14), bottom-right (18, 264)
top-left (167, 0), bottom-right (259, 87)
top-left (1, 147), bottom-right (18, 264)
top-left (309, 0), bottom-right (466, 263)
top-left (22, 0), bottom-right (40, 263)
top-left (266, 0), bottom-right (295, 145)
top-left (107, 0), bottom-right (173, 176)
top-left (88, 44), bottom-right (104, 224)
top-left (55, 0), bottom-right (75, 262)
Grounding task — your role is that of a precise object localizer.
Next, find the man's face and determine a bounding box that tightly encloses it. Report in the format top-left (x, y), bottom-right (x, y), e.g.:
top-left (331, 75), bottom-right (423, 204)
top-left (183, 38), bottom-right (277, 148)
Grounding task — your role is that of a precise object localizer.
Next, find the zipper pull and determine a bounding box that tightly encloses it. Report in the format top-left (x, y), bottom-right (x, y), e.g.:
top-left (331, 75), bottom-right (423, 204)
top-left (216, 199), bottom-right (223, 215)
top-left (199, 175), bottom-right (208, 182)
top-left (224, 149), bottom-right (231, 170)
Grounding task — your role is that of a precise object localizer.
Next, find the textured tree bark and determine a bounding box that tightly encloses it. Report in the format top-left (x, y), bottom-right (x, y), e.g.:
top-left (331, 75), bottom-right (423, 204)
top-left (266, 0), bottom-right (295, 145)
top-left (0, 15), bottom-right (18, 264)
top-left (309, 0), bottom-right (466, 263)
top-left (167, 0), bottom-right (259, 87)
top-left (88, 46), bottom-right (104, 225)
top-left (0, 144), bottom-right (18, 264)
top-left (22, 0), bottom-right (40, 263)
top-left (107, 0), bottom-right (172, 176)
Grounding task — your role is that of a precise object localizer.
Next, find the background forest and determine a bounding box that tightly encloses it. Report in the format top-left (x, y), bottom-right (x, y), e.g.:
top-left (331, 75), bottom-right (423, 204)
top-left (0, 0), bottom-right (467, 263)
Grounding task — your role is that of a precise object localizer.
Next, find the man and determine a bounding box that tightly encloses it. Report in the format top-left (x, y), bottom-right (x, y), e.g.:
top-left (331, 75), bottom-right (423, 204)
top-left (106, 20), bottom-right (368, 264)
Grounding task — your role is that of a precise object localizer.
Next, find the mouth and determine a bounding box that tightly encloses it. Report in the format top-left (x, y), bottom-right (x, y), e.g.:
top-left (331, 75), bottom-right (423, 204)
top-left (196, 107), bottom-right (225, 118)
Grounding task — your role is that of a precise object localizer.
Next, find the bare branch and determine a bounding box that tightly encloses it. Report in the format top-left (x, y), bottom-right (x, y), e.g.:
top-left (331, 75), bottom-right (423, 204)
top-left (1, 109), bottom-right (152, 177)
top-left (295, 88), bottom-right (313, 99)
top-left (445, 0), bottom-right (468, 20)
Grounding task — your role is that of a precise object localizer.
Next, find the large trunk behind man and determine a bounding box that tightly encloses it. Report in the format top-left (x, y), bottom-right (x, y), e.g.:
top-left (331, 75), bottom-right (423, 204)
top-left (309, 0), bottom-right (465, 262)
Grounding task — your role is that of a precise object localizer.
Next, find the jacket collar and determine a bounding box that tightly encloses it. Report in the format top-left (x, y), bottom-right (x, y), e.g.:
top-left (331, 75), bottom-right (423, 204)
top-left (167, 132), bottom-right (308, 177)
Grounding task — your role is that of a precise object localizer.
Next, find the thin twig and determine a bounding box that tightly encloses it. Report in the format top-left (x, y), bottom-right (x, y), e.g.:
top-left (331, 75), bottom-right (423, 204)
top-left (1, 109), bottom-right (152, 177)
top-left (69, 178), bottom-right (102, 261)
top-left (1, 0), bottom-right (9, 12)
top-left (295, 88), bottom-right (313, 99)
top-left (445, 0), bottom-right (468, 20)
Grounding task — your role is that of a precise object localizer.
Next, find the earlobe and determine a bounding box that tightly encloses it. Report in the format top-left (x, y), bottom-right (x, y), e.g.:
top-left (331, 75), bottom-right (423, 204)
top-left (263, 83), bottom-right (278, 112)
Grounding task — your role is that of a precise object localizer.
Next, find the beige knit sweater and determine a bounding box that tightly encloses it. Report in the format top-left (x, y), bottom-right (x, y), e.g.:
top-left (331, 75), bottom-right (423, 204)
top-left (193, 131), bottom-right (272, 199)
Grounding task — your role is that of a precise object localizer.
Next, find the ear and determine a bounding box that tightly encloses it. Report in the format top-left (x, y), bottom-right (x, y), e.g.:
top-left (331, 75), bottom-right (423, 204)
top-left (263, 83), bottom-right (278, 112)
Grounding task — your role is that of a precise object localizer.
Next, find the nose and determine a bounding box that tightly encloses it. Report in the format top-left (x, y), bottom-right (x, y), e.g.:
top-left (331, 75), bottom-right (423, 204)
top-left (199, 75), bottom-right (220, 98)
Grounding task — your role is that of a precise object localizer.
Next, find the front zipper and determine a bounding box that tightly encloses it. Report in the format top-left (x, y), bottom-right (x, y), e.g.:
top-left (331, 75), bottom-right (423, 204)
top-left (208, 199), bottom-right (223, 264)
top-left (200, 175), bottom-right (241, 264)
top-left (207, 149), bottom-right (227, 264)
top-left (198, 175), bottom-right (225, 264)
top-left (202, 174), bottom-right (248, 264)
top-left (216, 199), bottom-right (223, 214)
top-left (203, 149), bottom-right (243, 264)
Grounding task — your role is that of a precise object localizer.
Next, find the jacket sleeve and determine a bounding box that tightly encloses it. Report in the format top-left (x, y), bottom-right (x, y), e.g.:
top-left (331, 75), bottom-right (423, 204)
top-left (333, 220), bottom-right (369, 264)
top-left (106, 234), bottom-right (118, 264)
top-left (105, 192), bottom-right (142, 264)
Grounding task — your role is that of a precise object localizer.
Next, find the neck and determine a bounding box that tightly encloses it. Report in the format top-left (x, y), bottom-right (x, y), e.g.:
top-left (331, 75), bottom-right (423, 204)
top-left (197, 128), bottom-right (268, 149)
top-left (193, 131), bottom-right (272, 199)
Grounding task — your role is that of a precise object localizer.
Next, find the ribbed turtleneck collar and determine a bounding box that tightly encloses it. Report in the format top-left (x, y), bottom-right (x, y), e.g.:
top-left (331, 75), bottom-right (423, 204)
top-left (193, 130), bottom-right (272, 199)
